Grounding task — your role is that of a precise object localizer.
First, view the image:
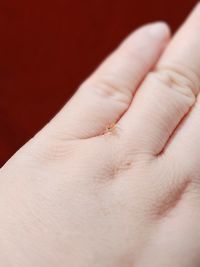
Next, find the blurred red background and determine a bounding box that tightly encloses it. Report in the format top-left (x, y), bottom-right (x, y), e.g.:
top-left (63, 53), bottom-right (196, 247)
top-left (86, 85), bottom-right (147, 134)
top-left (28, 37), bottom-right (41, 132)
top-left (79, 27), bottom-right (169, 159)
top-left (0, 0), bottom-right (197, 166)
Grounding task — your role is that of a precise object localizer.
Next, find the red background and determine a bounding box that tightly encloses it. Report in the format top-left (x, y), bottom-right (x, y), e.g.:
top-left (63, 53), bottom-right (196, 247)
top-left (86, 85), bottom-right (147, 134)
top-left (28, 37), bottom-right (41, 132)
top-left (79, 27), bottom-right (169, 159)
top-left (0, 0), bottom-right (197, 166)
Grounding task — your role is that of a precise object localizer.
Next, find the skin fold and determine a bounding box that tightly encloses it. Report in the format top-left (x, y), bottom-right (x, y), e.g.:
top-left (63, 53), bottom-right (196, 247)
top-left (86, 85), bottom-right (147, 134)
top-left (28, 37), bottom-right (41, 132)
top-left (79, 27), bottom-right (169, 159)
top-left (1, 3), bottom-right (200, 267)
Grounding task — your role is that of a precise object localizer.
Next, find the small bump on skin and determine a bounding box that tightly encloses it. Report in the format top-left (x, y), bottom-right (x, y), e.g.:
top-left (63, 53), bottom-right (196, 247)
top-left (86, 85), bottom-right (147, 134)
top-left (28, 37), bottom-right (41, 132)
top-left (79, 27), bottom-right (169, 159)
top-left (105, 123), bottom-right (116, 133)
top-left (103, 123), bottom-right (122, 137)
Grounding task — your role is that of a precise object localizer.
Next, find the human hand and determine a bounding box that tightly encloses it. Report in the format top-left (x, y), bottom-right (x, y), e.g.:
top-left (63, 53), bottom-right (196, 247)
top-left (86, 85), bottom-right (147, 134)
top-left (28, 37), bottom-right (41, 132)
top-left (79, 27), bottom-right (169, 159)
top-left (1, 3), bottom-right (200, 267)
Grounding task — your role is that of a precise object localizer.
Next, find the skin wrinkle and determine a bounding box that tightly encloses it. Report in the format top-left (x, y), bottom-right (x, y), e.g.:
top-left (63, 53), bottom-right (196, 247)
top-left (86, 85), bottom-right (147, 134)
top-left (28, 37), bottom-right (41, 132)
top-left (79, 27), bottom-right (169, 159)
top-left (154, 63), bottom-right (200, 96)
top-left (109, 160), bottom-right (133, 180)
top-left (154, 179), bottom-right (191, 218)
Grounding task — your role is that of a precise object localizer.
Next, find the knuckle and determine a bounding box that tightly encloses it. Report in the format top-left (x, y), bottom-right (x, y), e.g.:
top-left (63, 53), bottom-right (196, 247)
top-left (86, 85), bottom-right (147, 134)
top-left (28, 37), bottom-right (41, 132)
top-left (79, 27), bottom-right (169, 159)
top-left (149, 64), bottom-right (199, 100)
top-left (81, 77), bottom-right (132, 105)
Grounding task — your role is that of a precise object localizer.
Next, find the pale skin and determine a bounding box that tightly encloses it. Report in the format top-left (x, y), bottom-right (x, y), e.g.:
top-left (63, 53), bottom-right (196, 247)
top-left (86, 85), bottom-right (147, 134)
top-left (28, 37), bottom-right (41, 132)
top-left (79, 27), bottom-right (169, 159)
top-left (1, 3), bottom-right (200, 267)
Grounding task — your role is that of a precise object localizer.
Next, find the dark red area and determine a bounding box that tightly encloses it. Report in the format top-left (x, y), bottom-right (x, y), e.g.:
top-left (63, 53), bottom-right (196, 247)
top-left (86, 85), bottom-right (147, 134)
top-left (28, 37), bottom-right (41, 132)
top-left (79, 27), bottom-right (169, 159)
top-left (0, 0), bottom-right (197, 165)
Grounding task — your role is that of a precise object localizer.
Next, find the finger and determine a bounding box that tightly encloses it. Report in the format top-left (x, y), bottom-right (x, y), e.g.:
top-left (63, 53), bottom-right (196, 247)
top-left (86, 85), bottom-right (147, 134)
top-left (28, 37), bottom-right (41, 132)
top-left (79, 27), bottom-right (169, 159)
top-left (163, 95), bottom-right (200, 177)
top-left (45, 22), bottom-right (170, 139)
top-left (119, 3), bottom-right (200, 155)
